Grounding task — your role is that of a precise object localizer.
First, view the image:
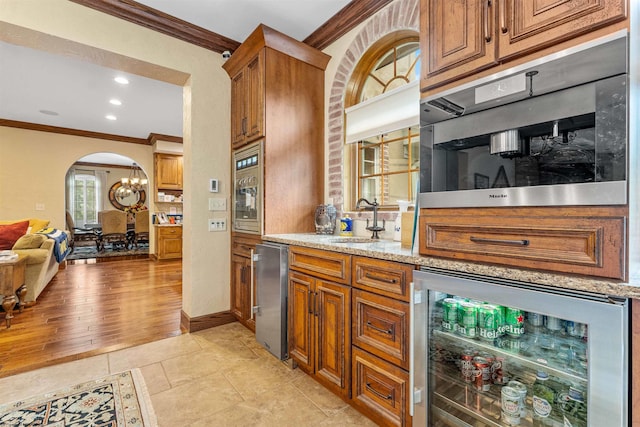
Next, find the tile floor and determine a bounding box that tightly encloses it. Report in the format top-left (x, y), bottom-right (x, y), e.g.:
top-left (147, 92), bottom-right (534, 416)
top-left (0, 322), bottom-right (378, 426)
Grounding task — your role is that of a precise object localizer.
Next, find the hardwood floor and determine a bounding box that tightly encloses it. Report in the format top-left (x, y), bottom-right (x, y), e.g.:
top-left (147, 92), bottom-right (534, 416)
top-left (0, 258), bottom-right (183, 378)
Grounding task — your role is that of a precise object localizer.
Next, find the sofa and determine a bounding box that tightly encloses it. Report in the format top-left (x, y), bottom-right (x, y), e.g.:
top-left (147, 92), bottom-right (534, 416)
top-left (0, 218), bottom-right (62, 303)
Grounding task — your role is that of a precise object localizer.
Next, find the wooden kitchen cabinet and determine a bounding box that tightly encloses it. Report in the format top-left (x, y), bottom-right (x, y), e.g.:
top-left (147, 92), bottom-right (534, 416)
top-left (421, 0), bottom-right (627, 92)
top-left (351, 257), bottom-right (413, 427)
top-left (230, 234), bottom-right (261, 331)
top-left (289, 271), bottom-right (351, 400)
top-left (288, 246), bottom-right (352, 399)
top-left (229, 51), bottom-right (264, 148)
top-left (352, 347), bottom-right (411, 427)
top-left (155, 226), bottom-right (182, 260)
top-left (154, 153), bottom-right (183, 191)
top-left (419, 206), bottom-right (627, 280)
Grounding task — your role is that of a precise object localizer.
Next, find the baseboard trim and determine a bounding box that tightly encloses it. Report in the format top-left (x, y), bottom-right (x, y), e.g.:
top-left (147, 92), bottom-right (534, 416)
top-left (180, 309), bottom-right (236, 333)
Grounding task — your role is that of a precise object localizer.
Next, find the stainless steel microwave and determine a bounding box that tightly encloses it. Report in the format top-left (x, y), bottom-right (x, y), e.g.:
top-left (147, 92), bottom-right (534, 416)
top-left (419, 31), bottom-right (628, 208)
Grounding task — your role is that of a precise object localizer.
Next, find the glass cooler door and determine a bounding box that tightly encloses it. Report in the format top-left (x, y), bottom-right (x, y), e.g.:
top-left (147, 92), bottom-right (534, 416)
top-left (412, 269), bottom-right (628, 427)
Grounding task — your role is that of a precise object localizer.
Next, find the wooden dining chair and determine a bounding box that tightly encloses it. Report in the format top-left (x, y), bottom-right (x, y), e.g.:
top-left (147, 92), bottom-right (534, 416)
top-left (97, 210), bottom-right (128, 251)
top-left (132, 211), bottom-right (150, 248)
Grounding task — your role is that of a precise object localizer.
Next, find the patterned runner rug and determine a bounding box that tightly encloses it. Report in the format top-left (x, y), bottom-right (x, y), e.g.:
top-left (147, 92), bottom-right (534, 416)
top-left (0, 369), bottom-right (156, 426)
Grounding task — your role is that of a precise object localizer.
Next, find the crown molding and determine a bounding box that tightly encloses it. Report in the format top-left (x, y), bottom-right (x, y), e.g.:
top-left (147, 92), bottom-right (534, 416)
top-left (70, 0), bottom-right (390, 54)
top-left (304, 0), bottom-right (394, 50)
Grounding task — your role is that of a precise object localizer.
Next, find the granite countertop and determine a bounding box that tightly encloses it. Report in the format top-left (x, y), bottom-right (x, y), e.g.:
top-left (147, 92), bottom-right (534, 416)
top-left (154, 223), bottom-right (182, 227)
top-left (264, 233), bottom-right (640, 299)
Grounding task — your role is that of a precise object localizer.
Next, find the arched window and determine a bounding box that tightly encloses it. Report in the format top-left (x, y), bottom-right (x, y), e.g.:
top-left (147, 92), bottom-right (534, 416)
top-left (345, 32), bottom-right (420, 210)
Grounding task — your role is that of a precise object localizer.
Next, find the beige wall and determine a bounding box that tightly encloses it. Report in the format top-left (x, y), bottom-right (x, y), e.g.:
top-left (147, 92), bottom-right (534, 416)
top-left (0, 0), bottom-right (230, 318)
top-left (0, 126), bottom-right (153, 224)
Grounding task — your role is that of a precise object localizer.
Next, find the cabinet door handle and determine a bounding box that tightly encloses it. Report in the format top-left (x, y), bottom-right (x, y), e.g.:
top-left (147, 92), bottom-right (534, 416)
top-left (242, 117), bottom-right (247, 135)
top-left (470, 236), bottom-right (530, 246)
top-left (364, 273), bottom-right (397, 284)
top-left (366, 382), bottom-right (393, 401)
top-left (499, 0), bottom-right (508, 34)
top-left (308, 290), bottom-right (313, 314)
top-left (484, 0), bottom-right (492, 43)
top-left (366, 321), bottom-right (393, 335)
top-left (314, 292), bottom-right (318, 317)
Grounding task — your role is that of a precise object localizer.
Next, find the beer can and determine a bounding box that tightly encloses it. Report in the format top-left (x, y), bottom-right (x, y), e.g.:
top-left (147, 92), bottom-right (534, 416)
top-left (528, 311), bottom-right (544, 327)
top-left (545, 315), bottom-right (563, 332)
top-left (508, 380), bottom-right (528, 417)
top-left (473, 356), bottom-right (491, 392)
top-left (460, 349), bottom-right (475, 383)
top-left (478, 304), bottom-right (500, 341)
top-left (442, 298), bottom-right (458, 332)
top-left (505, 307), bottom-right (525, 337)
top-left (495, 305), bottom-right (507, 337)
top-left (566, 320), bottom-right (587, 338)
top-left (501, 386), bottom-right (522, 424)
top-left (457, 301), bottom-right (477, 338)
top-left (491, 356), bottom-right (507, 385)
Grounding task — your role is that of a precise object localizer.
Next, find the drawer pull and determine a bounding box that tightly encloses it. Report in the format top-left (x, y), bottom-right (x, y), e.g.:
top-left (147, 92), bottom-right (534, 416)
top-left (366, 382), bottom-right (393, 400)
top-left (470, 236), bottom-right (529, 246)
top-left (366, 321), bottom-right (393, 335)
top-left (364, 273), bottom-right (397, 284)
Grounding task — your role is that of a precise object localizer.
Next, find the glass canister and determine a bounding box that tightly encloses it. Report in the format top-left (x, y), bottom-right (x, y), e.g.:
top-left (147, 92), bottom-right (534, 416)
top-left (315, 204), bottom-right (337, 234)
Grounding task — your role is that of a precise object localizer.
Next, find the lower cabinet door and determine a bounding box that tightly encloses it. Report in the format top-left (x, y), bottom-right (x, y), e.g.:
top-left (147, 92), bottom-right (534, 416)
top-left (288, 271), bottom-right (314, 374)
top-left (351, 347), bottom-right (411, 427)
top-left (315, 279), bottom-right (351, 399)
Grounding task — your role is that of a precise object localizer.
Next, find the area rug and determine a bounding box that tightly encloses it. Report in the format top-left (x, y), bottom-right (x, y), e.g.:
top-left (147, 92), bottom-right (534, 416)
top-left (0, 369), bottom-right (157, 426)
top-left (66, 244), bottom-right (149, 261)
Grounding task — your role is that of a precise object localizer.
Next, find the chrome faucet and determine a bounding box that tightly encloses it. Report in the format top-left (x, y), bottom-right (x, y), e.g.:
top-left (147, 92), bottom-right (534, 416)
top-left (356, 198), bottom-right (385, 239)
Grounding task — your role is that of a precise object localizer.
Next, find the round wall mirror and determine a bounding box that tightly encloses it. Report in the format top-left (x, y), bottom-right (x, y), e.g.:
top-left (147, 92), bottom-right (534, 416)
top-left (108, 182), bottom-right (147, 210)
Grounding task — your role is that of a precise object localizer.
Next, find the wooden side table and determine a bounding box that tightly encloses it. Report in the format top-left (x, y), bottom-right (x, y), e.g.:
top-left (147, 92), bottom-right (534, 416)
top-left (0, 255), bottom-right (27, 328)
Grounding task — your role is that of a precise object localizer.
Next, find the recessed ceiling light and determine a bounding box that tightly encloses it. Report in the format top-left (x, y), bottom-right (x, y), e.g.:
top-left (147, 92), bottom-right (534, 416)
top-left (39, 109), bottom-right (59, 116)
top-left (114, 76), bottom-right (129, 85)
top-left (105, 115), bottom-right (117, 121)
top-left (109, 99), bottom-right (122, 106)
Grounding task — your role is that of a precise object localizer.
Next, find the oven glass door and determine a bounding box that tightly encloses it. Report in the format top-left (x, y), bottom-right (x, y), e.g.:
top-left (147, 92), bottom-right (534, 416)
top-left (233, 141), bottom-right (262, 234)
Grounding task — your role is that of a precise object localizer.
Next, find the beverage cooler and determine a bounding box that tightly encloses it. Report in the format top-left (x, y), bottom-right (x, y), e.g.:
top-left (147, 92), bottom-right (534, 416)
top-left (411, 269), bottom-right (628, 427)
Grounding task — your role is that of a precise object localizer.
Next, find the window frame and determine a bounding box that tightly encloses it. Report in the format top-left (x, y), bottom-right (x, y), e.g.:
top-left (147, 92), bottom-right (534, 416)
top-left (345, 31), bottom-right (420, 211)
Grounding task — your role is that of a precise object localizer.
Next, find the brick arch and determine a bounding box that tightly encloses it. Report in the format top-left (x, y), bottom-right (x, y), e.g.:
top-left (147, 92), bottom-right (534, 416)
top-left (327, 0), bottom-right (419, 215)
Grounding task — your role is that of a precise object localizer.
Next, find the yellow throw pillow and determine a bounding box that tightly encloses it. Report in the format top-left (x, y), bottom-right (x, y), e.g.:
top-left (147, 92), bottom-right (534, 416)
top-left (13, 233), bottom-right (47, 249)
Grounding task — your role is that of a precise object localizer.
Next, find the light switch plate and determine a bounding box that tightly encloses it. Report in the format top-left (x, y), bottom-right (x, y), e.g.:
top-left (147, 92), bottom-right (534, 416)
top-left (208, 197), bottom-right (226, 211)
top-left (208, 218), bottom-right (227, 231)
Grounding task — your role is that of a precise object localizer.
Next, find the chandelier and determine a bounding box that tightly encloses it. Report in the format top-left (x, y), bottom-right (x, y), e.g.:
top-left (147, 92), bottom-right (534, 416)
top-left (121, 162), bottom-right (148, 192)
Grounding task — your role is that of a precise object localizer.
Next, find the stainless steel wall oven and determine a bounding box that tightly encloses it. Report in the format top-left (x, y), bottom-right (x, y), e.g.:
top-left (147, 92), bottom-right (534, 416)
top-left (233, 140), bottom-right (263, 234)
top-left (419, 32), bottom-right (628, 208)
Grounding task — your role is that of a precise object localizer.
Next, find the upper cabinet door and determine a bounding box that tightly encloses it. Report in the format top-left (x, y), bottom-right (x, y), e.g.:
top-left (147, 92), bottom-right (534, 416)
top-left (155, 153), bottom-right (183, 190)
top-left (422, 0), bottom-right (497, 91)
top-left (245, 51), bottom-right (265, 142)
top-left (230, 51), bottom-right (265, 149)
top-left (497, 0), bottom-right (627, 60)
top-left (230, 70), bottom-right (247, 147)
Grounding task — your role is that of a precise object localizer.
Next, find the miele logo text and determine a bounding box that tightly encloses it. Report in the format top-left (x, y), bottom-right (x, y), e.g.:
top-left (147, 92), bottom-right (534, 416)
top-left (489, 194), bottom-right (508, 199)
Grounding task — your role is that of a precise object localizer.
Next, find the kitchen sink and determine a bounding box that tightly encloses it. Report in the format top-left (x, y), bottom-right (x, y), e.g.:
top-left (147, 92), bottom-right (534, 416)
top-left (330, 237), bottom-right (379, 244)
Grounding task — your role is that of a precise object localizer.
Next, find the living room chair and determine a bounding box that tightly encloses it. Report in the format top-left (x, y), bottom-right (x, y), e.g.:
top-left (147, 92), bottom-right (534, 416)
top-left (65, 211), bottom-right (100, 252)
top-left (132, 211), bottom-right (149, 248)
top-left (97, 210), bottom-right (128, 251)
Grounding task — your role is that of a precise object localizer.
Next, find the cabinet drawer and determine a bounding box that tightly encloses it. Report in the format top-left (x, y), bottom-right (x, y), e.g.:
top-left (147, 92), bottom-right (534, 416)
top-left (351, 347), bottom-right (411, 427)
top-left (289, 246), bottom-right (351, 285)
top-left (353, 257), bottom-right (413, 301)
top-left (232, 235), bottom-right (261, 257)
top-left (353, 289), bottom-right (409, 369)
top-left (419, 207), bottom-right (626, 280)
top-left (157, 226), bottom-right (182, 238)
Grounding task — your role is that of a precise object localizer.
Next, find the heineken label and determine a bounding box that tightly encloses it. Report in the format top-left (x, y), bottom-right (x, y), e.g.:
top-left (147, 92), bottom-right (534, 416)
top-left (505, 307), bottom-right (525, 337)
